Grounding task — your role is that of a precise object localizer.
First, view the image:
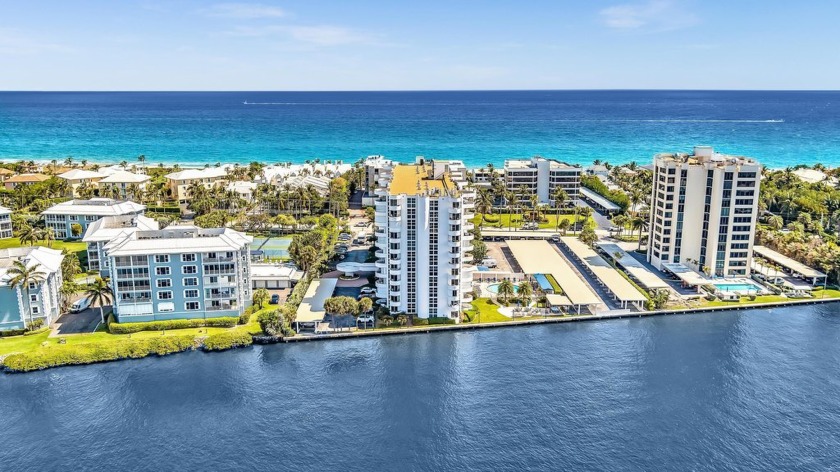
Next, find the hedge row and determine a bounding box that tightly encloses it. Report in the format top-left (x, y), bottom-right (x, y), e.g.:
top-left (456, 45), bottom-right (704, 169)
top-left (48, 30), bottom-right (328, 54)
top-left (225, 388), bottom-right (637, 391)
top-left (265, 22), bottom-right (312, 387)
top-left (3, 335), bottom-right (196, 372)
top-left (412, 317), bottom-right (457, 326)
top-left (581, 175), bottom-right (630, 212)
top-left (202, 331), bottom-right (254, 351)
top-left (108, 316), bottom-right (239, 334)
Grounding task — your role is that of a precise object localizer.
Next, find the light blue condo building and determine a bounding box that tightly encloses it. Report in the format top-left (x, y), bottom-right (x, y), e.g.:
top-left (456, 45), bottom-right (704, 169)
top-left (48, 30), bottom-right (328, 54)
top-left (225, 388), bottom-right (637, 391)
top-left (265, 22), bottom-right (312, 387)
top-left (42, 198), bottom-right (145, 240)
top-left (82, 214), bottom-right (159, 277)
top-left (0, 247), bottom-right (64, 331)
top-left (104, 225), bottom-right (252, 322)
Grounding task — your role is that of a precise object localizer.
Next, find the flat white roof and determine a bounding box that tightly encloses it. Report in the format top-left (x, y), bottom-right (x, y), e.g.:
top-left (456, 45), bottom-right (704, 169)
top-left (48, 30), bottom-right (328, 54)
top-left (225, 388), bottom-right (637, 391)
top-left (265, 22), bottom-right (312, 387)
top-left (753, 245), bottom-right (826, 279)
top-left (41, 198), bottom-right (145, 217)
top-left (250, 263), bottom-right (304, 281)
top-left (165, 167), bottom-right (228, 181)
top-left (598, 242), bottom-right (670, 290)
top-left (580, 187), bottom-right (620, 211)
top-left (296, 278), bottom-right (338, 323)
top-left (546, 294), bottom-right (572, 306)
top-left (58, 169), bottom-right (106, 180)
top-left (506, 239), bottom-right (601, 306)
top-left (661, 263), bottom-right (709, 286)
top-left (561, 238), bottom-right (647, 302)
top-left (105, 225), bottom-right (252, 256)
top-left (83, 215), bottom-right (159, 242)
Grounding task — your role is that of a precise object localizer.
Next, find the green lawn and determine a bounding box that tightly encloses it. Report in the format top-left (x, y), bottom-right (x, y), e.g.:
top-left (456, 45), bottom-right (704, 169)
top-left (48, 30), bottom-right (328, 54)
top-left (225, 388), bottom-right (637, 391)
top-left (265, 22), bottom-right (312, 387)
top-left (473, 213), bottom-right (592, 230)
top-left (464, 298), bottom-right (512, 323)
top-left (695, 293), bottom-right (840, 308)
top-left (0, 238), bottom-right (88, 262)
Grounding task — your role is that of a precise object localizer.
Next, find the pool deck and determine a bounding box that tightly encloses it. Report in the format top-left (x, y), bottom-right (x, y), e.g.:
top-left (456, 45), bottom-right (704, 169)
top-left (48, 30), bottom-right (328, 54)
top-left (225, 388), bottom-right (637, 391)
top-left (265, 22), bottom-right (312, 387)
top-left (265, 296), bottom-right (840, 344)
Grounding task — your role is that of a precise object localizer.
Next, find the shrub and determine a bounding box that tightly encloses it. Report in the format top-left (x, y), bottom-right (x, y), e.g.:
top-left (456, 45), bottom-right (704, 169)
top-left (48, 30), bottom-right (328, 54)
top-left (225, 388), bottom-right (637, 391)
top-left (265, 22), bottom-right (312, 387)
top-left (412, 318), bottom-right (430, 326)
top-left (27, 319), bottom-right (44, 331)
top-left (427, 317), bottom-right (457, 325)
top-left (238, 311), bottom-right (252, 325)
top-left (0, 328), bottom-right (27, 338)
top-left (202, 331), bottom-right (253, 351)
top-left (3, 335), bottom-right (195, 372)
top-left (108, 317), bottom-right (238, 334)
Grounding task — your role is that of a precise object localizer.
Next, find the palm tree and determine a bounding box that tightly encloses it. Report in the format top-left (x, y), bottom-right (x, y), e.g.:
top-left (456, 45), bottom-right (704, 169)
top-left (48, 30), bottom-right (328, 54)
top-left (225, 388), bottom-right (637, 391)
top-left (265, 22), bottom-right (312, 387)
top-left (517, 281), bottom-right (533, 306)
top-left (19, 225), bottom-right (40, 246)
top-left (768, 214), bottom-right (784, 231)
top-left (252, 288), bottom-right (270, 308)
top-left (85, 277), bottom-right (113, 324)
top-left (7, 261), bottom-right (46, 329)
top-left (630, 215), bottom-right (647, 250)
top-left (497, 279), bottom-right (515, 303)
top-left (41, 227), bottom-right (55, 248)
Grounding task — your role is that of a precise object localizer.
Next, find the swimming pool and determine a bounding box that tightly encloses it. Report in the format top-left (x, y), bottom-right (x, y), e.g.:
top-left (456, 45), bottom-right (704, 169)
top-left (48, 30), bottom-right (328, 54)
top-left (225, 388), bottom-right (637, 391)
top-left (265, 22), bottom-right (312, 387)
top-left (714, 282), bottom-right (764, 293)
top-left (487, 283), bottom-right (520, 294)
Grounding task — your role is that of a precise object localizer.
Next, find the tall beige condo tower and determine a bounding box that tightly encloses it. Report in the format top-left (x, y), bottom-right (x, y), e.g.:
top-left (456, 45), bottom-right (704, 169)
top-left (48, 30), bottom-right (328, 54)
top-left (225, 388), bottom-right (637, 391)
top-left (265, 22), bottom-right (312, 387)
top-left (647, 146), bottom-right (761, 277)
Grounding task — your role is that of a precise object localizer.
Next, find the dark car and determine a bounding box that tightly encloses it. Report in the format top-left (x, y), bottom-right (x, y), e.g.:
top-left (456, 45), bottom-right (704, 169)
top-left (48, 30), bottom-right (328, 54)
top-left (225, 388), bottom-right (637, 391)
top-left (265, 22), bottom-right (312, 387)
top-left (270, 294), bottom-right (280, 304)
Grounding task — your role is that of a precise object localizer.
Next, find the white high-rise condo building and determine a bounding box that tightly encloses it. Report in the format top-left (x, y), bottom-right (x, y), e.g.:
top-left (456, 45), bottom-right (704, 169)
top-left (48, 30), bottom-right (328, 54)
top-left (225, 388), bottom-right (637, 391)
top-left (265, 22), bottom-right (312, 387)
top-left (373, 158), bottom-right (475, 320)
top-left (503, 156), bottom-right (581, 206)
top-left (647, 146), bottom-right (761, 277)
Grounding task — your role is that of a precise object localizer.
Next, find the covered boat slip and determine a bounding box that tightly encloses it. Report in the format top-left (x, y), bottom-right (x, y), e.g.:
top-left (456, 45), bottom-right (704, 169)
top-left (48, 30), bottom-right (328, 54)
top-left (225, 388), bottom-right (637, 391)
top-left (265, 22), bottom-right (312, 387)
top-left (597, 242), bottom-right (670, 290)
top-left (753, 245), bottom-right (827, 286)
top-left (295, 278), bottom-right (338, 331)
top-left (560, 238), bottom-right (648, 310)
top-left (506, 239), bottom-right (601, 314)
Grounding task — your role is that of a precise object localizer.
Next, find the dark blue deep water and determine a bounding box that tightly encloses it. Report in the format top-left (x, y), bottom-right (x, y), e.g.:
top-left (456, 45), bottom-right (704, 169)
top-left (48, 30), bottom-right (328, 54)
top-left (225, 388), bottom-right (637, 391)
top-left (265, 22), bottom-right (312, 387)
top-left (2, 305), bottom-right (840, 471)
top-left (2, 90), bottom-right (840, 167)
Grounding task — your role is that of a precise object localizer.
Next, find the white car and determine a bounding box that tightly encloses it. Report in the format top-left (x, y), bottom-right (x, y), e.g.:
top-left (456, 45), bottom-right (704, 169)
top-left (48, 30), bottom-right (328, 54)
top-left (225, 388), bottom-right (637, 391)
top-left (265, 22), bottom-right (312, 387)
top-left (357, 314), bottom-right (375, 324)
top-left (360, 287), bottom-right (377, 295)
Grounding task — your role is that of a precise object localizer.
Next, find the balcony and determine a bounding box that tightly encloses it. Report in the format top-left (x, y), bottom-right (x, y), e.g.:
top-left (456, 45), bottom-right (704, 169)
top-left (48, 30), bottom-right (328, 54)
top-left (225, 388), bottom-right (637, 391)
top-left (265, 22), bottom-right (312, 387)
top-left (374, 188), bottom-right (389, 197)
top-left (375, 259), bottom-right (387, 269)
top-left (388, 214), bottom-right (402, 224)
top-left (388, 246), bottom-right (401, 255)
top-left (204, 256), bottom-right (234, 263)
top-left (463, 222), bottom-right (475, 232)
top-left (375, 249), bottom-right (386, 258)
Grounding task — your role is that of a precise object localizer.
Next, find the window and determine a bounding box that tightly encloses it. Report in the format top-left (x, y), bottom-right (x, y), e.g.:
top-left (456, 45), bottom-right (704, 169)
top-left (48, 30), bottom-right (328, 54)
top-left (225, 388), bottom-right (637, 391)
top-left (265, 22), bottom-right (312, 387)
top-left (155, 255), bottom-right (170, 263)
top-left (31, 306), bottom-right (40, 314)
top-left (182, 265), bottom-right (197, 274)
top-left (184, 277), bottom-right (198, 286)
top-left (181, 254), bottom-right (196, 262)
top-left (157, 291), bottom-right (173, 300)
top-left (156, 267), bottom-right (170, 276)
top-left (185, 301), bottom-right (200, 311)
top-left (28, 282), bottom-right (37, 290)
top-left (29, 294), bottom-right (38, 302)
top-left (156, 279), bottom-right (171, 288)
top-left (185, 289), bottom-right (199, 298)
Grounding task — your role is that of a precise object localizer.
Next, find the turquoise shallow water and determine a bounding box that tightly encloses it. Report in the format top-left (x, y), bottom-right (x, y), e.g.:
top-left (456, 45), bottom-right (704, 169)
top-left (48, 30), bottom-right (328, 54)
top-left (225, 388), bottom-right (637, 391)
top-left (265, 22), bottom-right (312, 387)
top-left (1, 90), bottom-right (840, 168)
top-left (1, 304), bottom-right (839, 471)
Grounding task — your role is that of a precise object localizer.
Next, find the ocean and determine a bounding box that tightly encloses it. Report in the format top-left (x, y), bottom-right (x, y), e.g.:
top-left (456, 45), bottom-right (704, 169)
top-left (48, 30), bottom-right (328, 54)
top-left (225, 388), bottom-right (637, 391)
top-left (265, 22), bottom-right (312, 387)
top-left (2, 305), bottom-right (840, 471)
top-left (1, 90), bottom-right (839, 168)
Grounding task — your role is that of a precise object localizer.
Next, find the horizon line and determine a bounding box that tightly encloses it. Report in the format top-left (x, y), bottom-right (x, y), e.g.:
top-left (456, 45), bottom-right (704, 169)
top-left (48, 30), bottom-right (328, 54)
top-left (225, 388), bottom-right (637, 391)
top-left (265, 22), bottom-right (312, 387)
top-left (2, 88), bottom-right (840, 93)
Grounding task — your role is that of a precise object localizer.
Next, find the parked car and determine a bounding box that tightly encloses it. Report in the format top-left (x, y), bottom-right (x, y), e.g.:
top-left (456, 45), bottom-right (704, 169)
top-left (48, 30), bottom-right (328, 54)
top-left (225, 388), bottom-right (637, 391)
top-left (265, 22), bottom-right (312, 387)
top-left (70, 296), bottom-right (92, 313)
top-left (355, 222), bottom-right (368, 227)
top-left (270, 294), bottom-right (280, 304)
top-left (481, 258), bottom-right (498, 268)
top-left (549, 305), bottom-right (562, 314)
top-left (550, 234), bottom-right (560, 242)
top-left (357, 314), bottom-right (375, 324)
top-left (360, 287), bottom-right (377, 295)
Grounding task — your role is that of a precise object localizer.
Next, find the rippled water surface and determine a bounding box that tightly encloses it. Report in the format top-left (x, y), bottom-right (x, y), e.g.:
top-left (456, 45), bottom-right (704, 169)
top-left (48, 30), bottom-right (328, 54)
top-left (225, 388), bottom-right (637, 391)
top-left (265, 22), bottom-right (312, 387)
top-left (2, 305), bottom-right (840, 471)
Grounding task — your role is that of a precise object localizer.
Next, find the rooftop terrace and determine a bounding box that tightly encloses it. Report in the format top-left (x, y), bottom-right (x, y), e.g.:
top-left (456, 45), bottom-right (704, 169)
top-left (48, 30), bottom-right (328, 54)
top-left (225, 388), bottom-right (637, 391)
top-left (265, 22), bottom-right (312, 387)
top-left (389, 164), bottom-right (459, 197)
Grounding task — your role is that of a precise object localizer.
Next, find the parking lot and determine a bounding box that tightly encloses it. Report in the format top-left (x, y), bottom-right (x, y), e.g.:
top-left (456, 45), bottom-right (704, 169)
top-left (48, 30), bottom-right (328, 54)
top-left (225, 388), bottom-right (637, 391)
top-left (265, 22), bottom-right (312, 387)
top-left (483, 241), bottom-right (517, 273)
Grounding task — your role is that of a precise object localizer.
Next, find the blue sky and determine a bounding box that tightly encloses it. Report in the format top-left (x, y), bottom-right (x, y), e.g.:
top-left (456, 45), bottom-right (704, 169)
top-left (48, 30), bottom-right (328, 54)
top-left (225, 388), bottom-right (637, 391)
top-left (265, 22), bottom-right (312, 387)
top-left (1, 0), bottom-right (837, 90)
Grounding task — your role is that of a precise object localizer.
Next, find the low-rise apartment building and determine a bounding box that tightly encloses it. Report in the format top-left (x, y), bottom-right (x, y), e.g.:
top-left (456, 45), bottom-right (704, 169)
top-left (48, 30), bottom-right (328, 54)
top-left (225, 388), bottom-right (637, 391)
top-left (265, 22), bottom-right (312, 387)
top-left (58, 169), bottom-right (106, 197)
top-left (104, 225), bottom-right (252, 322)
top-left (503, 156), bottom-right (581, 206)
top-left (82, 214), bottom-right (160, 276)
top-left (0, 247), bottom-right (64, 331)
top-left (41, 198), bottom-right (146, 239)
top-left (165, 167), bottom-right (229, 204)
top-left (0, 206), bottom-right (13, 239)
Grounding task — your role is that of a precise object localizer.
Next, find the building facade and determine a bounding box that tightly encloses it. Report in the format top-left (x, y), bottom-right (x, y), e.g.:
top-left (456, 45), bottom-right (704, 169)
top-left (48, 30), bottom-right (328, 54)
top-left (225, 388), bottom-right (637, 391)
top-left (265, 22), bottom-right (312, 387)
top-left (647, 146), bottom-right (761, 277)
top-left (41, 198), bottom-right (145, 239)
top-left (0, 206), bottom-right (13, 239)
top-left (373, 158), bottom-right (475, 320)
top-left (165, 167), bottom-right (229, 205)
top-left (504, 156), bottom-right (581, 206)
top-left (58, 169), bottom-right (106, 197)
top-left (98, 170), bottom-right (150, 199)
top-left (82, 214), bottom-right (160, 277)
top-left (0, 247), bottom-right (64, 331)
top-left (104, 226), bottom-right (252, 322)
